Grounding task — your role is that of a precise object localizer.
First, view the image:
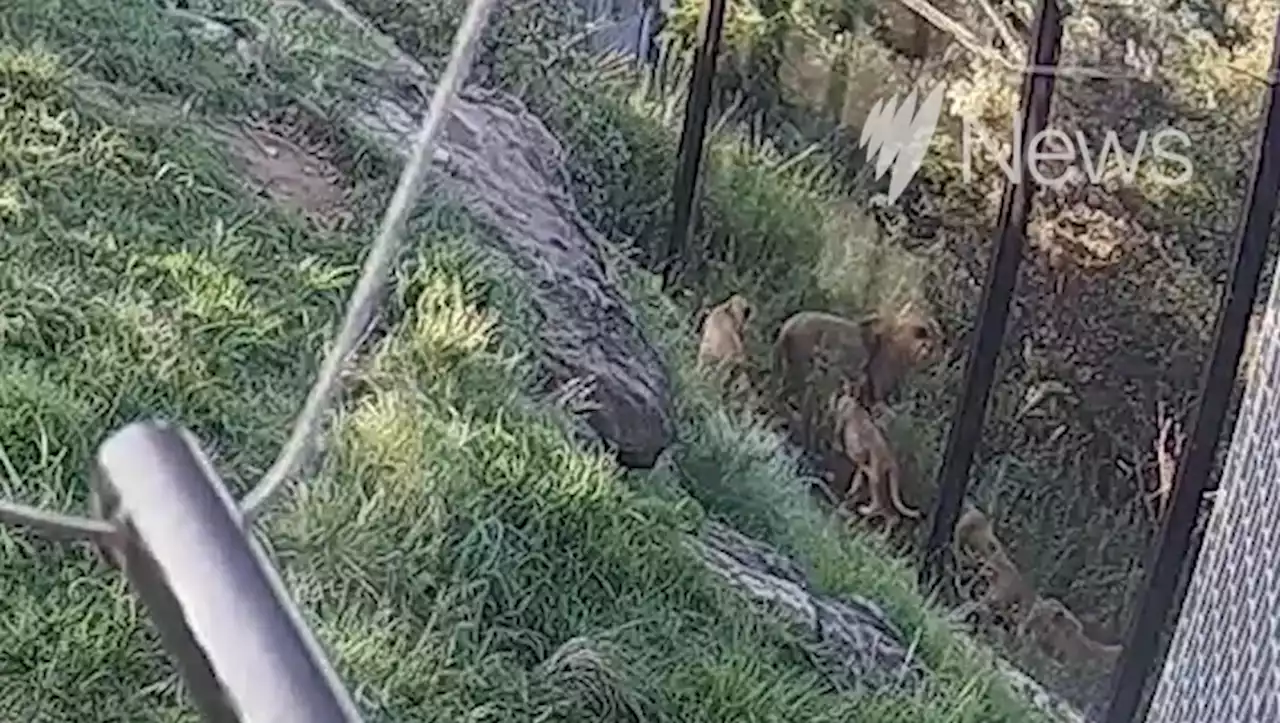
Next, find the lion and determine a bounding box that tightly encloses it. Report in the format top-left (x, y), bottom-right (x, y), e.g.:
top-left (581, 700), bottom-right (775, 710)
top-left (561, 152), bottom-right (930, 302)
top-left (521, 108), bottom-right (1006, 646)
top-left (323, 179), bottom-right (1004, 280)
top-left (697, 293), bottom-right (755, 398)
top-left (831, 383), bottom-right (920, 529)
top-left (698, 293), bottom-right (751, 370)
top-left (860, 308), bottom-right (943, 404)
top-left (1021, 597), bottom-right (1123, 667)
top-left (954, 505), bottom-right (1003, 559)
top-left (773, 307), bottom-right (942, 419)
top-left (978, 552), bottom-right (1036, 622)
top-left (954, 506), bottom-right (1035, 621)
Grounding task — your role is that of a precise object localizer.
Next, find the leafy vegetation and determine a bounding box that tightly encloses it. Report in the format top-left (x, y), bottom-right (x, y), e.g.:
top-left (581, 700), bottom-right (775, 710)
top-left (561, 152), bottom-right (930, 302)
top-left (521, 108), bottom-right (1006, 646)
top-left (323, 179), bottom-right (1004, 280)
top-left (0, 0), bottom-right (1052, 721)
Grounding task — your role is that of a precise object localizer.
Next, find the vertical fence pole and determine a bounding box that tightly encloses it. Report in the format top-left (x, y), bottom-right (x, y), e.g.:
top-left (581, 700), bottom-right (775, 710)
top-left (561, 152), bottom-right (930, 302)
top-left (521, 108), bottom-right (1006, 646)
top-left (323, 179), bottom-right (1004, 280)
top-left (661, 0), bottom-right (728, 285)
top-left (1102, 14), bottom-right (1280, 722)
top-left (919, 0), bottom-right (1064, 591)
top-left (92, 420), bottom-right (365, 723)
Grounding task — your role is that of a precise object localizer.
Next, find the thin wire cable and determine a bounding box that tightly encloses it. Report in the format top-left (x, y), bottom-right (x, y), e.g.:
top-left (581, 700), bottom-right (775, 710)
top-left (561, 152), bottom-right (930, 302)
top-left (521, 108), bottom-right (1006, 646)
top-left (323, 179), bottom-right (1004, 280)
top-left (0, 499), bottom-right (114, 543)
top-left (0, 439), bottom-right (114, 543)
top-left (239, 0), bottom-right (500, 521)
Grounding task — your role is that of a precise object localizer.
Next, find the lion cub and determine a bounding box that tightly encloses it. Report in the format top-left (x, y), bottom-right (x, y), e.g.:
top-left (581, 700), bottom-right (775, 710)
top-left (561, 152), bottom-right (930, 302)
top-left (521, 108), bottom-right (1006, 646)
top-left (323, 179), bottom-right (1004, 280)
top-left (1021, 596), bottom-right (1123, 667)
top-left (954, 506), bottom-right (1035, 621)
top-left (697, 293), bottom-right (754, 401)
top-left (831, 383), bottom-right (919, 530)
top-left (698, 293), bottom-right (751, 371)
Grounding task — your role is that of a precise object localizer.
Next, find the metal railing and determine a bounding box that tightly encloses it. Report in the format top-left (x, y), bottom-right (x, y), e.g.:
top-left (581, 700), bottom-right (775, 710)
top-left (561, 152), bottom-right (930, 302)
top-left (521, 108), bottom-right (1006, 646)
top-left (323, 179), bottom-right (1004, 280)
top-left (93, 422), bottom-right (365, 723)
top-left (0, 0), bottom-right (497, 717)
top-left (4, 0), bottom-right (1277, 718)
top-left (918, 0), bottom-right (1065, 592)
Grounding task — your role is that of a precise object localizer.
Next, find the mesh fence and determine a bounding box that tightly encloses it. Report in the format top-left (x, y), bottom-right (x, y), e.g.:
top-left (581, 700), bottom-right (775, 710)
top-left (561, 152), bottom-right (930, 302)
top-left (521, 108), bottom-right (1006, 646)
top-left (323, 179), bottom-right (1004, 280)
top-left (1145, 248), bottom-right (1280, 723)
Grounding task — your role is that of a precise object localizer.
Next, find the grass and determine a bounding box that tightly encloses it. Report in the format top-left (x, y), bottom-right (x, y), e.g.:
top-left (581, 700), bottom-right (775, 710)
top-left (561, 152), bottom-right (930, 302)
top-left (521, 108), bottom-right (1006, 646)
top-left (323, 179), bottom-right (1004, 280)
top-left (342, 0), bottom-right (1201, 713)
top-left (0, 0), bottom-right (1053, 721)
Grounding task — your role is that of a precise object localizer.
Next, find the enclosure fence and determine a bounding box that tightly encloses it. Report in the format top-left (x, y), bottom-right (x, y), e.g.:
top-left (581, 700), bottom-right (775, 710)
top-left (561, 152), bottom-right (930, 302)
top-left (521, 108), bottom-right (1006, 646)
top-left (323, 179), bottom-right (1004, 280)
top-left (1143, 199), bottom-right (1280, 722)
top-left (903, 0), bottom-right (1280, 720)
top-left (3, 0), bottom-right (1280, 719)
top-left (567, 0), bottom-right (1280, 715)
top-left (1103, 10), bottom-right (1280, 714)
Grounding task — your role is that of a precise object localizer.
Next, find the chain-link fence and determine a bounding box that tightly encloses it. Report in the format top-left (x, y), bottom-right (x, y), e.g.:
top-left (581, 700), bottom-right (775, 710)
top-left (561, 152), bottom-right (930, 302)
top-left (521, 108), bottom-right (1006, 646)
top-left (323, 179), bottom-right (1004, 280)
top-left (1145, 217), bottom-right (1280, 722)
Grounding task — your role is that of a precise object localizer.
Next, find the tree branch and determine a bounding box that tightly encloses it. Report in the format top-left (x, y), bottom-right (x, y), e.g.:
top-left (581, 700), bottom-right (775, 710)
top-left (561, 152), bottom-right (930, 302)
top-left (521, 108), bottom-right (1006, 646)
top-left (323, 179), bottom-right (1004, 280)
top-left (972, 0), bottom-right (1026, 59)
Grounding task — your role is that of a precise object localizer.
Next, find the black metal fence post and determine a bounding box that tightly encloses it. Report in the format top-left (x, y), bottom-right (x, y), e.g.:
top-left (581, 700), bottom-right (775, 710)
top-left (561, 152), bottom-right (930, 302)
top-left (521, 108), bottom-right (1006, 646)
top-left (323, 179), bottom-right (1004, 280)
top-left (92, 420), bottom-right (365, 723)
top-left (919, 0), bottom-right (1065, 591)
top-left (1102, 14), bottom-right (1280, 722)
top-left (662, 0), bottom-right (728, 285)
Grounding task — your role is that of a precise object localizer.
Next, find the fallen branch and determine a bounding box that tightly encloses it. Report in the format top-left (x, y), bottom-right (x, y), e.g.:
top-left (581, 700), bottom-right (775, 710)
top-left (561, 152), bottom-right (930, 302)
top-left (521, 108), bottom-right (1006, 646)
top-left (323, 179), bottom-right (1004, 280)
top-left (972, 0), bottom-right (1026, 59)
top-left (1147, 399), bottom-right (1186, 522)
top-left (889, 0), bottom-right (1017, 68)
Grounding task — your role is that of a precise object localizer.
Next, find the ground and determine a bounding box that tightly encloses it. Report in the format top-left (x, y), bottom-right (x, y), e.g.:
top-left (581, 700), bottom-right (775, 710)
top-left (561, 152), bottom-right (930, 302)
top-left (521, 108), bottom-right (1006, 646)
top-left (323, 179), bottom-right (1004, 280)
top-left (0, 0), bottom-right (1056, 721)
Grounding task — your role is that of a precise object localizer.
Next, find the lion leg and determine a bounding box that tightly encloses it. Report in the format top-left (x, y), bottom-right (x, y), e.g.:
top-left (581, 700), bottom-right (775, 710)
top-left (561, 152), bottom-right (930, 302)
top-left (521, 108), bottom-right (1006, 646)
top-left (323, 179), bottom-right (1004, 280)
top-left (842, 465), bottom-right (868, 512)
top-left (855, 497), bottom-right (886, 519)
top-left (857, 460), bottom-right (891, 520)
top-left (857, 499), bottom-right (896, 535)
top-left (882, 511), bottom-right (901, 537)
top-left (774, 339), bottom-right (803, 410)
top-left (855, 498), bottom-right (880, 517)
top-left (797, 373), bottom-right (824, 444)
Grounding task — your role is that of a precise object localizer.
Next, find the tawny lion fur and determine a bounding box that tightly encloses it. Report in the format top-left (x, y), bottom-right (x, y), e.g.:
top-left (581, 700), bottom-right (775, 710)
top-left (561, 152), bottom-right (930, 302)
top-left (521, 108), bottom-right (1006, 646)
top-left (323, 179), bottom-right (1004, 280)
top-left (698, 293), bottom-right (751, 372)
top-left (1021, 597), bottom-right (1123, 666)
top-left (773, 308), bottom-right (942, 413)
top-left (954, 506), bottom-right (1035, 618)
top-left (979, 552), bottom-right (1035, 619)
top-left (831, 386), bottom-right (919, 527)
top-left (954, 505), bottom-right (1004, 559)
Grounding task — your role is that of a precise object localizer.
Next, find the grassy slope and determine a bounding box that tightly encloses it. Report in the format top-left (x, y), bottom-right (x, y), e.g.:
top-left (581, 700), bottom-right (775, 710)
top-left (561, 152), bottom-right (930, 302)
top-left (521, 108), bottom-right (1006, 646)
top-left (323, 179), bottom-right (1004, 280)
top-left (0, 1), bottom-right (1045, 721)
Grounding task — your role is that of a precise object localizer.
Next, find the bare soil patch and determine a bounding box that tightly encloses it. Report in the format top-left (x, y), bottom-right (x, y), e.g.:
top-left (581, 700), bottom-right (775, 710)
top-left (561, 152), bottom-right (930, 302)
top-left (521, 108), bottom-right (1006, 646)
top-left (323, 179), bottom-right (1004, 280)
top-left (216, 109), bottom-right (352, 230)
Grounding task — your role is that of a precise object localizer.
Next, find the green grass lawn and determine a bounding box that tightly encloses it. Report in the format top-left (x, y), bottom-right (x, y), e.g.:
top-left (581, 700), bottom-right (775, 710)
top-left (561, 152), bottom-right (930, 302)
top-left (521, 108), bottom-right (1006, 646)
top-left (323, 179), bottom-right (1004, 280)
top-left (0, 1), bottom-right (1052, 721)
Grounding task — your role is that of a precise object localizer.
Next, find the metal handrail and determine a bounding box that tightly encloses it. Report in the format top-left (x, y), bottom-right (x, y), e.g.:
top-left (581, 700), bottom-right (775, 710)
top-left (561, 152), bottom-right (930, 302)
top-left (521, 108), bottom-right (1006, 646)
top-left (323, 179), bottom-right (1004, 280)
top-left (93, 421), bottom-right (366, 723)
